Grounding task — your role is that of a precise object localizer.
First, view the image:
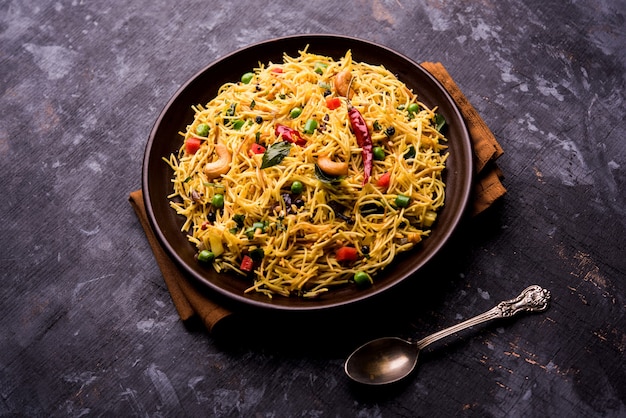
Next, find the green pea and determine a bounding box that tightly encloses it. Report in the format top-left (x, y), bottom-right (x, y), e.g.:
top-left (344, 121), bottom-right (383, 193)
top-left (395, 194), bottom-right (410, 208)
top-left (195, 123), bottom-right (210, 137)
top-left (212, 193), bottom-right (224, 208)
top-left (290, 180), bottom-right (304, 194)
top-left (354, 271), bottom-right (372, 287)
top-left (303, 119), bottom-right (318, 134)
top-left (407, 103), bottom-right (420, 114)
top-left (241, 72), bottom-right (254, 84)
top-left (290, 107), bottom-right (302, 118)
top-left (373, 146), bottom-right (385, 161)
top-left (198, 250), bottom-right (215, 263)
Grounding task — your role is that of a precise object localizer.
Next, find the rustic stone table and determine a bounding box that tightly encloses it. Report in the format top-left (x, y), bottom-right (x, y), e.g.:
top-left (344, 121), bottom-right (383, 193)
top-left (2, 0), bottom-right (624, 416)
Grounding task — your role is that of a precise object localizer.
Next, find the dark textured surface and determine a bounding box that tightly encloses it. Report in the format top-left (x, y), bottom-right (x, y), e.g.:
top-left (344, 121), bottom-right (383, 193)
top-left (1, 1), bottom-right (625, 416)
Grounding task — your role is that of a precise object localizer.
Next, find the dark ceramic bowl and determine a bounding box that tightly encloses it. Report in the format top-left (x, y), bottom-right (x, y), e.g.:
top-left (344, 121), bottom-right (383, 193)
top-left (142, 34), bottom-right (473, 311)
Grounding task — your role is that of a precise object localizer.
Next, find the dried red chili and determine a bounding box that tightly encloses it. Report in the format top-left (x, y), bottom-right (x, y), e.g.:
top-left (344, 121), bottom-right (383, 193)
top-left (275, 124), bottom-right (307, 146)
top-left (347, 105), bottom-right (373, 184)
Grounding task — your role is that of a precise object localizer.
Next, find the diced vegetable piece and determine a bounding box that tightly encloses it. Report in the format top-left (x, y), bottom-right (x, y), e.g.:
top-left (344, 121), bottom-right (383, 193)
top-left (325, 97), bottom-right (341, 110)
top-left (376, 171), bottom-right (391, 189)
top-left (385, 126), bottom-right (395, 137)
top-left (303, 119), bottom-right (318, 134)
top-left (318, 81), bottom-right (331, 90)
top-left (423, 210), bottom-right (437, 227)
top-left (197, 250), bottom-right (215, 263)
top-left (245, 221), bottom-right (267, 239)
top-left (241, 72), bottom-right (254, 84)
top-left (395, 194), bottom-right (410, 208)
top-left (195, 123), bottom-right (210, 137)
top-left (271, 67), bottom-right (283, 73)
top-left (249, 143), bottom-right (266, 155)
top-left (314, 62), bottom-right (328, 74)
top-left (240, 255), bottom-right (254, 272)
top-left (185, 137), bottom-right (201, 154)
top-left (354, 271), bottom-right (373, 287)
top-left (336, 246), bottom-right (358, 263)
top-left (252, 221), bottom-right (266, 231)
top-left (290, 107), bottom-right (302, 118)
top-left (208, 231), bottom-right (224, 256)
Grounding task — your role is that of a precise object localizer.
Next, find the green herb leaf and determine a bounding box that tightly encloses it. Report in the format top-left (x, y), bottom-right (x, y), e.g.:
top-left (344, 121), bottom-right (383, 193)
top-left (403, 145), bottom-right (416, 160)
top-left (261, 141), bottom-right (292, 169)
top-left (359, 202), bottom-right (385, 215)
top-left (433, 113), bottom-right (446, 132)
top-left (250, 247), bottom-right (265, 262)
top-left (233, 214), bottom-right (245, 228)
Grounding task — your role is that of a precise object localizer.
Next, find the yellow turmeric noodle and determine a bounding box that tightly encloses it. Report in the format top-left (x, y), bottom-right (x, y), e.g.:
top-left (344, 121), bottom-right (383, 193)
top-left (165, 49), bottom-right (448, 298)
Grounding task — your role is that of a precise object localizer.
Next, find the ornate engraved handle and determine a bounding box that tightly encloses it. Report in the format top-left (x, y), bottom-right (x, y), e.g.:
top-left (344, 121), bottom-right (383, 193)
top-left (416, 285), bottom-right (551, 350)
top-left (495, 284), bottom-right (551, 316)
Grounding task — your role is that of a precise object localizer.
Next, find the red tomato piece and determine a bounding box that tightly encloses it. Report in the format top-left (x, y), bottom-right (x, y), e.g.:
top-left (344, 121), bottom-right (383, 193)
top-left (376, 171), bottom-right (391, 190)
top-left (271, 67), bottom-right (283, 73)
top-left (325, 97), bottom-right (342, 110)
top-left (240, 255), bottom-right (254, 273)
top-left (185, 137), bottom-right (201, 154)
top-left (249, 143), bottom-right (266, 156)
top-left (336, 246), bottom-right (358, 263)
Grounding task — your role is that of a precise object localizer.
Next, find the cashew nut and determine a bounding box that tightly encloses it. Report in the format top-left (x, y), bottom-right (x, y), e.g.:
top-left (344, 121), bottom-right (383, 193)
top-left (203, 141), bottom-right (232, 179)
top-left (334, 69), bottom-right (354, 99)
top-left (317, 155), bottom-right (349, 176)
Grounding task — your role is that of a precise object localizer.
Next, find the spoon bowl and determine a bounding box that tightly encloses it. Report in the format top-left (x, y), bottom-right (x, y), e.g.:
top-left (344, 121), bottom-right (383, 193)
top-left (345, 337), bottom-right (419, 385)
top-left (344, 285), bottom-right (551, 385)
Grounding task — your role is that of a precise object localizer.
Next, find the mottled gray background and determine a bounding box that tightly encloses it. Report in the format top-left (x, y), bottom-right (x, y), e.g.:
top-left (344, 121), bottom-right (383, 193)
top-left (1, 0), bottom-right (625, 417)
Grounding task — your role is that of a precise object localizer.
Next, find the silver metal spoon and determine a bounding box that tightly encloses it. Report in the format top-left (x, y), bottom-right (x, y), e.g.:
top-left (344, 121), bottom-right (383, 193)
top-left (344, 285), bottom-right (551, 385)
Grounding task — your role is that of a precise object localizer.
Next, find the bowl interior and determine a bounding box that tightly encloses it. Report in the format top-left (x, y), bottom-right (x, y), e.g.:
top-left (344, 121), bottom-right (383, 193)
top-left (142, 34), bottom-right (473, 311)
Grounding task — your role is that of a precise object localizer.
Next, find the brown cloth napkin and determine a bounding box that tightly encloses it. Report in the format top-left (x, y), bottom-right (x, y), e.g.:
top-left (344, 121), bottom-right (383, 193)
top-left (421, 62), bottom-right (506, 215)
top-left (129, 62), bottom-right (506, 332)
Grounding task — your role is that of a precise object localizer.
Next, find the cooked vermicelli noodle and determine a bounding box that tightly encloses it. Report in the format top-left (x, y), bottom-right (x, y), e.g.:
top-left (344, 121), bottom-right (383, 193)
top-left (165, 49), bottom-right (448, 298)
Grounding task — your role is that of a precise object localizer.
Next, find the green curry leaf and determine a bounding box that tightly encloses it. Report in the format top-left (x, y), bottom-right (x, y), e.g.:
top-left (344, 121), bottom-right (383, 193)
top-left (260, 141), bottom-right (292, 169)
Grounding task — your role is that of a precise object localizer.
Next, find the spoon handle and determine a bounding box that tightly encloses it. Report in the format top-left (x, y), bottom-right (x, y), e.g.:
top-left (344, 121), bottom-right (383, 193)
top-left (415, 285), bottom-right (551, 350)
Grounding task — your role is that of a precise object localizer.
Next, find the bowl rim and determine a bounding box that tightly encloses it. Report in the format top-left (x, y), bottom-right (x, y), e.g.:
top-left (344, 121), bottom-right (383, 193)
top-left (142, 33), bottom-right (473, 312)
